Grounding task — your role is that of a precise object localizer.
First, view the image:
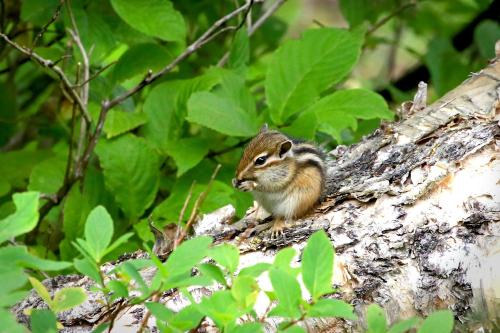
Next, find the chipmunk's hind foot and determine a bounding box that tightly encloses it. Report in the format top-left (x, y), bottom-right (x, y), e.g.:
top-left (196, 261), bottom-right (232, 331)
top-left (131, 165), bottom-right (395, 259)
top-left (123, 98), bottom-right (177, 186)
top-left (270, 217), bottom-right (287, 239)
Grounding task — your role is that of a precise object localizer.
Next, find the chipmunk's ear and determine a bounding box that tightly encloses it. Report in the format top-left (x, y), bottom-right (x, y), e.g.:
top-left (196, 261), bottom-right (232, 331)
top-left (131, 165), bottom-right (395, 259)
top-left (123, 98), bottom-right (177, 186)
top-left (278, 140), bottom-right (292, 158)
top-left (259, 123), bottom-right (269, 133)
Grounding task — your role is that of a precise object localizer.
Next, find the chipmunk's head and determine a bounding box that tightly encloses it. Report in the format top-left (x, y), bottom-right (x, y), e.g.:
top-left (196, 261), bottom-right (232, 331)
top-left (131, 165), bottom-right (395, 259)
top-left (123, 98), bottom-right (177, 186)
top-left (232, 124), bottom-right (296, 192)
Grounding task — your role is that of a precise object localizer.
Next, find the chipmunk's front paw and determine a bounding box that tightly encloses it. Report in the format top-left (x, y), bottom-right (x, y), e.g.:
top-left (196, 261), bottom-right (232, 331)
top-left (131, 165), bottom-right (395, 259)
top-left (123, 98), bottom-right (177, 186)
top-left (270, 219), bottom-right (287, 239)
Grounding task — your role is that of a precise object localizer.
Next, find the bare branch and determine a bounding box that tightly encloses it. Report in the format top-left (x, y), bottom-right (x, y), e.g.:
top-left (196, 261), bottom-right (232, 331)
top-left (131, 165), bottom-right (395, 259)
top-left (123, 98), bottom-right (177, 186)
top-left (174, 181), bottom-right (197, 249)
top-left (66, 0), bottom-right (91, 166)
top-left (218, 0), bottom-right (287, 67)
top-left (72, 61), bottom-right (117, 88)
top-left (33, 0), bottom-right (65, 46)
top-left (63, 62), bottom-right (80, 186)
top-left (0, 32), bottom-right (91, 123)
top-left (175, 165), bottom-right (221, 247)
top-left (367, 1), bottom-right (416, 36)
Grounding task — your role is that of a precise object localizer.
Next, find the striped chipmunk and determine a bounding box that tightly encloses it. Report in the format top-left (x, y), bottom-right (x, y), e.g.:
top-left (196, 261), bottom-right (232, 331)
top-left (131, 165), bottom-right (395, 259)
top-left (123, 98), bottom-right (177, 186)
top-left (232, 124), bottom-right (325, 238)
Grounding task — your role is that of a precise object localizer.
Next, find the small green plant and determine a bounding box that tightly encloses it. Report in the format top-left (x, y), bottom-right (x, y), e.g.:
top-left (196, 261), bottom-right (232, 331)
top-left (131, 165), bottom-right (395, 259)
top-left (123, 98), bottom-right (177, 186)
top-left (365, 304), bottom-right (454, 333)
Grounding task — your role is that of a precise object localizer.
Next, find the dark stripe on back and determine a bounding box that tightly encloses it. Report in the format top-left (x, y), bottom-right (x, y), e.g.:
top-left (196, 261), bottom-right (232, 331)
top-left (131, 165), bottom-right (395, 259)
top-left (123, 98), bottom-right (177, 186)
top-left (299, 158), bottom-right (324, 174)
top-left (293, 146), bottom-right (325, 159)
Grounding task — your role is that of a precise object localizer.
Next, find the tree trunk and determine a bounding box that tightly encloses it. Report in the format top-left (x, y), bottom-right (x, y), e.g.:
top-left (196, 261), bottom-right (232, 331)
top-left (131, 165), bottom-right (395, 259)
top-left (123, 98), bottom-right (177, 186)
top-left (13, 58), bottom-right (500, 332)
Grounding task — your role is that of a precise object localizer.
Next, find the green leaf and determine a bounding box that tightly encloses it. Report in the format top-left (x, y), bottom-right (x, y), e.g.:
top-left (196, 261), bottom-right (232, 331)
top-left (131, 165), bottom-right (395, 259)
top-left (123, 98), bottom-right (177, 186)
top-left (69, 8), bottom-right (117, 63)
top-left (366, 304), bottom-right (387, 333)
top-left (112, 43), bottom-right (173, 83)
top-left (209, 243), bottom-right (240, 273)
top-left (187, 91), bottom-right (258, 137)
top-left (199, 290), bottom-right (240, 327)
top-left (265, 28), bottom-right (363, 123)
top-left (0, 290), bottom-right (29, 308)
top-left (142, 71), bottom-right (222, 153)
top-left (84, 206), bottom-right (114, 262)
top-left (238, 263), bottom-right (271, 278)
top-left (96, 134), bottom-right (160, 218)
top-left (231, 275), bottom-right (258, 310)
top-left (20, 0), bottom-right (59, 25)
top-left (29, 277), bottom-right (53, 308)
top-left (268, 268), bottom-right (302, 319)
top-left (121, 261), bottom-right (150, 294)
top-left (308, 89), bottom-right (392, 142)
top-left (417, 310), bottom-right (454, 333)
top-left (74, 258), bottom-right (102, 285)
top-left (0, 269), bottom-right (28, 307)
top-left (228, 27), bottom-right (250, 70)
top-left (0, 191), bottom-right (39, 244)
top-left (110, 0), bottom-right (185, 42)
top-left (302, 230), bottom-right (334, 300)
top-left (0, 245), bottom-right (71, 271)
top-left (0, 309), bottom-right (27, 333)
top-left (228, 322), bottom-right (264, 333)
top-left (62, 167), bottom-right (116, 248)
top-left (214, 69), bottom-right (256, 116)
top-left (474, 20), bottom-right (500, 59)
top-left (307, 299), bottom-right (356, 320)
top-left (339, 0), bottom-right (389, 27)
top-left (108, 280), bottom-right (129, 299)
top-left (169, 304), bottom-right (204, 331)
top-left (28, 156), bottom-right (66, 194)
top-left (31, 309), bottom-right (57, 333)
top-left (145, 302), bottom-right (174, 322)
top-left (164, 236), bottom-right (212, 278)
top-left (104, 110), bottom-right (147, 139)
top-left (0, 179), bottom-right (11, 198)
top-left (167, 138), bottom-right (210, 176)
top-left (198, 263), bottom-right (227, 286)
top-left (388, 317), bottom-right (419, 333)
top-left (274, 247), bottom-right (298, 276)
top-left (0, 149), bottom-right (51, 189)
top-left (52, 287), bottom-right (87, 313)
top-left (281, 112), bottom-right (317, 140)
top-left (103, 232), bottom-right (134, 258)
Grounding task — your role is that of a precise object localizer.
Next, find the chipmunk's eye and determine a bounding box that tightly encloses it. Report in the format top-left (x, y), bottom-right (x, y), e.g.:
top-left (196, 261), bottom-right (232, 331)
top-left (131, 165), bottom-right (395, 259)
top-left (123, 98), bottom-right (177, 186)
top-left (254, 155), bottom-right (267, 166)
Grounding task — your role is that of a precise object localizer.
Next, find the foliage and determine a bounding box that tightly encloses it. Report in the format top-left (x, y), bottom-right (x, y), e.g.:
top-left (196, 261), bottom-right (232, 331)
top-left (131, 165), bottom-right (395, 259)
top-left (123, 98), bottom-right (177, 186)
top-left (0, 0), bottom-right (494, 331)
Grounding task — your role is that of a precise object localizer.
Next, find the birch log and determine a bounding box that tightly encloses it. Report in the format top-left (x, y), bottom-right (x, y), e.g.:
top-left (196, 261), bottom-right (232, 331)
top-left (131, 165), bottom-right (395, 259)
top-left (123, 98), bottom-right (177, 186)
top-left (13, 57), bottom-right (500, 333)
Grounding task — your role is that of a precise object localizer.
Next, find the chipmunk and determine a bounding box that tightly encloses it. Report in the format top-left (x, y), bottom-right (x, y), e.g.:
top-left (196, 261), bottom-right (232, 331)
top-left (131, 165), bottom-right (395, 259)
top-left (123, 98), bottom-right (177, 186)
top-left (232, 124), bottom-right (325, 238)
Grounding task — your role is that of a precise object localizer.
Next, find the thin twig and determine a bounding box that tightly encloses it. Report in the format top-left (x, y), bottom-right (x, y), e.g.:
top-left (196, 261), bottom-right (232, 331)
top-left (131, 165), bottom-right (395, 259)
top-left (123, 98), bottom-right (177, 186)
top-left (66, 0), bottom-right (91, 165)
top-left (63, 62), bottom-right (80, 186)
top-left (0, 32), bottom-right (91, 123)
top-left (32, 0), bottom-right (65, 46)
top-left (137, 292), bottom-right (161, 333)
top-left (387, 20), bottom-right (403, 80)
top-left (218, 0), bottom-right (287, 66)
top-left (72, 61), bottom-right (117, 88)
top-left (367, 1), bottom-right (416, 36)
top-left (174, 165), bottom-right (221, 247)
top-left (174, 181), bottom-right (197, 249)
